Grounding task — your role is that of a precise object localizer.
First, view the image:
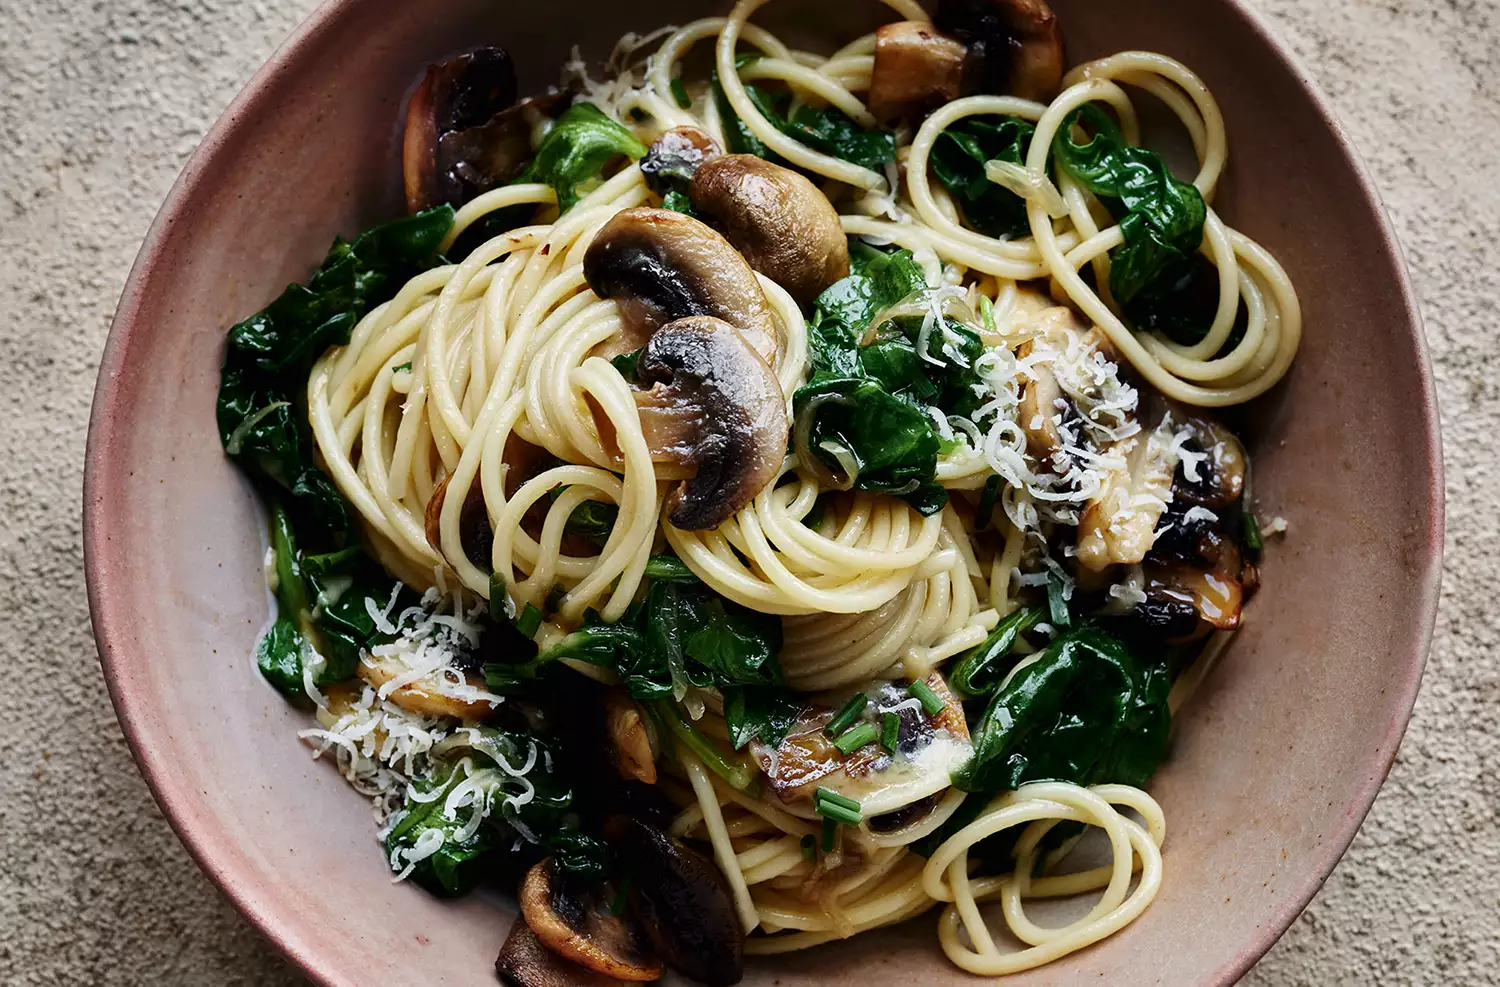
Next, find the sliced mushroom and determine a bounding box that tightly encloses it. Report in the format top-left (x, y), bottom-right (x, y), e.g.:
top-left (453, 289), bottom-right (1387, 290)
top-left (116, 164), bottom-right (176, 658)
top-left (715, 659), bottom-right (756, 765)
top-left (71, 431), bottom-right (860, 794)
top-left (635, 317), bottom-right (788, 530)
top-left (497, 922), bottom-right (630, 987)
top-left (425, 473), bottom-right (493, 571)
top-left (604, 690), bottom-right (658, 785)
top-left (640, 126), bottom-right (720, 198)
top-left (1076, 417), bottom-right (1179, 572)
top-left (519, 860), bottom-right (662, 982)
top-left (357, 658), bottom-right (493, 721)
top-left (583, 207), bottom-right (780, 364)
top-left (868, 21), bottom-right (968, 124)
top-left (1143, 550), bottom-right (1243, 634)
top-left (935, 0), bottom-right (1065, 102)
top-left (689, 155), bottom-right (850, 307)
top-left (611, 816), bottom-right (745, 987)
top-left (1173, 415), bottom-right (1247, 508)
top-left (404, 48), bottom-right (518, 212)
top-left (751, 674), bottom-right (971, 816)
top-left (1016, 339), bottom-right (1064, 462)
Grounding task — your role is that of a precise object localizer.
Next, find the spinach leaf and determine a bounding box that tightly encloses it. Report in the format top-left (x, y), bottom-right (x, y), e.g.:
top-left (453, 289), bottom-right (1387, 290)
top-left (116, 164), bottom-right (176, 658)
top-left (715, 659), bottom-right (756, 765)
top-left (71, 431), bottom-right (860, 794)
top-left (792, 377), bottom-right (946, 511)
top-left (483, 576), bottom-right (784, 703)
top-left (384, 761), bottom-right (496, 897)
top-left (953, 626), bottom-right (1171, 794)
top-left (1053, 104), bottom-right (1206, 306)
top-left (385, 726), bottom-right (609, 894)
top-left (723, 685), bottom-right (804, 750)
top-left (930, 116), bottom-right (1034, 239)
top-left (254, 501), bottom-right (409, 698)
top-left (564, 499), bottom-right (619, 545)
top-left (217, 206), bottom-right (454, 546)
top-left (791, 246), bottom-right (954, 515)
top-left (517, 102), bottom-right (647, 213)
top-left (711, 60), bottom-right (896, 172)
top-left (948, 603), bottom-right (1046, 698)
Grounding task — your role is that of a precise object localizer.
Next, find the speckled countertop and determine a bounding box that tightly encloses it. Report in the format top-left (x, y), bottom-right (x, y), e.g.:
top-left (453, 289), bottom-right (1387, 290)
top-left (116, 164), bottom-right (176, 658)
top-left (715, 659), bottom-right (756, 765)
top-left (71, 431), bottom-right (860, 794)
top-left (1, 0), bottom-right (1495, 982)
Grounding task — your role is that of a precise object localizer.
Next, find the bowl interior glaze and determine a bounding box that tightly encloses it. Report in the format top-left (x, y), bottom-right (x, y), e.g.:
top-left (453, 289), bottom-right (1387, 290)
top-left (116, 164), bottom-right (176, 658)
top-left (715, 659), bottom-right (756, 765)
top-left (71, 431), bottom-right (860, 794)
top-left (84, 0), bottom-right (1441, 984)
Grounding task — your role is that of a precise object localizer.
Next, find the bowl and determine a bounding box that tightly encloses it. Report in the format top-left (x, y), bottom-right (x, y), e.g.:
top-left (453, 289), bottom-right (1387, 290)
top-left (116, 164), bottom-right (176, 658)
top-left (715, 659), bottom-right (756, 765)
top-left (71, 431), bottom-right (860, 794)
top-left (83, 0), bottom-right (1443, 983)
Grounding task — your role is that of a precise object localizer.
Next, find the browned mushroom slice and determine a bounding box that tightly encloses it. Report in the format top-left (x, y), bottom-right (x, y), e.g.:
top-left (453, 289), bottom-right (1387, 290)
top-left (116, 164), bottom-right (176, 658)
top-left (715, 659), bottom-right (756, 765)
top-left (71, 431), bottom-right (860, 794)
top-left (519, 860), bottom-right (662, 982)
top-left (751, 675), bottom-right (970, 813)
top-left (1143, 551), bottom-right (1244, 634)
top-left (936, 0), bottom-right (1065, 102)
top-left (1016, 339), bottom-right (1064, 462)
top-left (611, 816), bottom-right (745, 987)
top-left (496, 922), bottom-right (631, 987)
top-left (424, 472), bottom-right (492, 571)
top-left (1076, 419), bottom-right (1178, 571)
top-left (604, 689), bottom-right (658, 785)
top-left (403, 48), bottom-right (518, 212)
top-left (583, 207), bottom-right (780, 364)
top-left (688, 155), bottom-right (850, 307)
top-left (640, 126), bottom-right (720, 198)
top-left (1172, 415), bottom-right (1247, 508)
top-left (636, 316), bottom-right (788, 530)
top-left (868, 21), bottom-right (968, 124)
top-left (433, 90), bottom-right (572, 208)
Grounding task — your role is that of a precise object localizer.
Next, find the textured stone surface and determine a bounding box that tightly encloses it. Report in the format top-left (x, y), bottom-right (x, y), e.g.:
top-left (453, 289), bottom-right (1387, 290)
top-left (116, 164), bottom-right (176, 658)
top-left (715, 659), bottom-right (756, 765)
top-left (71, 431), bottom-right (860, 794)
top-left (0, 0), bottom-right (1492, 983)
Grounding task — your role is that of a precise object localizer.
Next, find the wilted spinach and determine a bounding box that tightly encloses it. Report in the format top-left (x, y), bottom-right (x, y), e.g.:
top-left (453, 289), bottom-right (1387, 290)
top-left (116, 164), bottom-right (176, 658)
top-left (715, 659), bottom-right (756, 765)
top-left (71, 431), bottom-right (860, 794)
top-left (385, 727), bottom-right (608, 895)
top-left (517, 102), bottom-right (647, 213)
top-left (484, 565), bottom-right (785, 702)
top-left (792, 246), bottom-right (952, 514)
top-left (217, 207), bottom-right (453, 697)
top-left (712, 57), bottom-right (896, 172)
top-left (218, 206), bottom-right (454, 545)
top-left (1052, 104), bottom-right (1206, 307)
top-left (953, 626), bottom-right (1171, 794)
top-left (930, 116), bottom-right (1034, 239)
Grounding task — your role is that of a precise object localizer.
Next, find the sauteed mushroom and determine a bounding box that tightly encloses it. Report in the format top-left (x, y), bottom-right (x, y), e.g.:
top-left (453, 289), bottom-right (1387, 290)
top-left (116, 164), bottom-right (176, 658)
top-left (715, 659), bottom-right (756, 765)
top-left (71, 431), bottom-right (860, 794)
top-left (640, 126), bottom-right (720, 198)
top-left (689, 155), bottom-right (850, 306)
top-left (1076, 418), bottom-right (1178, 571)
top-left (519, 860), bottom-right (662, 982)
top-left (868, 21), bottom-right (968, 124)
top-left (636, 316), bottom-right (788, 530)
top-left (1172, 416), bottom-right (1247, 508)
top-left (752, 675), bottom-right (971, 815)
top-left (405, 48), bottom-right (518, 212)
top-left (604, 689), bottom-right (658, 785)
top-left (935, 0), bottom-right (1065, 102)
top-left (611, 816), bottom-right (746, 987)
top-left (496, 922), bottom-right (628, 987)
top-left (583, 207), bottom-right (780, 363)
top-left (424, 473), bottom-right (492, 571)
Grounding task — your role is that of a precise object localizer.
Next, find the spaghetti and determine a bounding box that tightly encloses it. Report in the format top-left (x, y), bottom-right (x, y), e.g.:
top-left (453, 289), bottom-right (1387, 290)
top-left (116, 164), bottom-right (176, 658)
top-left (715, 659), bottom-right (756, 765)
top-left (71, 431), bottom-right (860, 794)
top-left (277, 0), bottom-right (1297, 977)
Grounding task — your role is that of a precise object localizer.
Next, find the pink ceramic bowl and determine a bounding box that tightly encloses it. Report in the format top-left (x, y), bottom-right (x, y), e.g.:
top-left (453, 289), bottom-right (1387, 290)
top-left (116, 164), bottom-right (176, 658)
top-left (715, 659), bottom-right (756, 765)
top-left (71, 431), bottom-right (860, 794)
top-left (84, 0), bottom-right (1442, 983)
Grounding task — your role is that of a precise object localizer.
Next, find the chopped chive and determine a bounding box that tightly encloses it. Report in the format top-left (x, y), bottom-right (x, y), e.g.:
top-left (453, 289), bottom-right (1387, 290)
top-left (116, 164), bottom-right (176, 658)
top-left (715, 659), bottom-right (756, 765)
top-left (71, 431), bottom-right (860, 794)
top-left (881, 711), bottom-right (900, 751)
top-left (670, 76), bottom-right (692, 109)
top-left (832, 722), bottom-right (879, 756)
top-left (800, 833), bottom-right (816, 860)
top-left (820, 816), bottom-right (837, 852)
top-left (979, 293), bottom-right (997, 336)
top-left (816, 799), bottom-right (861, 826)
top-left (825, 693), bottom-right (868, 737)
top-left (907, 679), bottom-right (945, 717)
top-left (392, 361), bottom-right (412, 373)
top-left (975, 475), bottom-right (1001, 531)
top-left (1046, 573), bottom-right (1071, 628)
top-left (1242, 511), bottom-right (1264, 552)
top-left (487, 572), bottom-right (508, 623)
top-left (514, 602), bottom-right (543, 639)
top-left (814, 787), bottom-right (861, 813)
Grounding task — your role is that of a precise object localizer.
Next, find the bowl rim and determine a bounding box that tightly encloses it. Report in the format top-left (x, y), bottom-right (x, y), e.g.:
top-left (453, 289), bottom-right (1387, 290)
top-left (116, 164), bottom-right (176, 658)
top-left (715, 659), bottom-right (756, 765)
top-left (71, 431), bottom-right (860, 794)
top-left (83, 0), bottom-right (1444, 983)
